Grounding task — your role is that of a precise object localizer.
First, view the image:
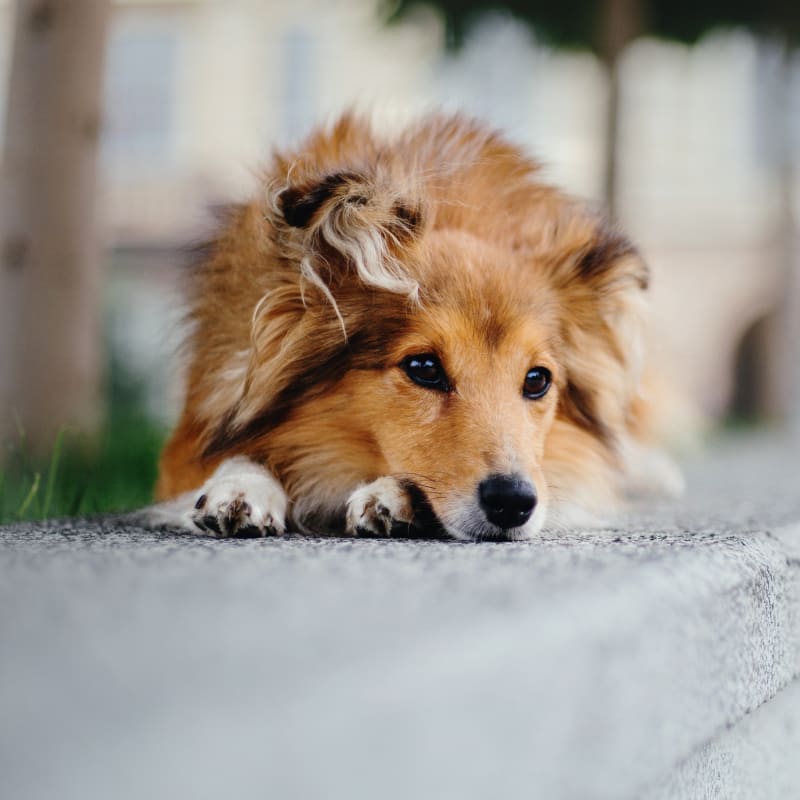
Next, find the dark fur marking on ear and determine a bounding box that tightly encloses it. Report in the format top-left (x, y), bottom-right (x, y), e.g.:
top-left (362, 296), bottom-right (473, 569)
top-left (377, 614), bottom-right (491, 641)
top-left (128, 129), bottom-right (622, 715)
top-left (393, 203), bottom-right (422, 232)
top-left (278, 171), bottom-right (363, 228)
top-left (579, 224), bottom-right (649, 290)
top-left (562, 380), bottom-right (615, 448)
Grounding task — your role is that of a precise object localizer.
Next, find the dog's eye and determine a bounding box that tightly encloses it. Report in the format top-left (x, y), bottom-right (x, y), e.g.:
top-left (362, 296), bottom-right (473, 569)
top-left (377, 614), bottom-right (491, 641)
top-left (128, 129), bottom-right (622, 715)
top-left (402, 354), bottom-right (449, 391)
top-left (523, 367), bottom-right (552, 400)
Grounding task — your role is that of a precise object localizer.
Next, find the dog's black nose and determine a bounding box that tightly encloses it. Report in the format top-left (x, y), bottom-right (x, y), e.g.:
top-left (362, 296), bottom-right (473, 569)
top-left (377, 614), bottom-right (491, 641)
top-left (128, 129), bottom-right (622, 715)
top-left (478, 474), bottom-right (537, 530)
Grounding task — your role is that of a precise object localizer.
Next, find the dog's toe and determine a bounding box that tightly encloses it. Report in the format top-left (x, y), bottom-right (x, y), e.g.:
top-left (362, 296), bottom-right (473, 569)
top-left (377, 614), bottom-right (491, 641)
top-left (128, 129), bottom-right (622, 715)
top-left (192, 494), bottom-right (283, 538)
top-left (189, 458), bottom-right (287, 538)
top-left (345, 477), bottom-right (412, 537)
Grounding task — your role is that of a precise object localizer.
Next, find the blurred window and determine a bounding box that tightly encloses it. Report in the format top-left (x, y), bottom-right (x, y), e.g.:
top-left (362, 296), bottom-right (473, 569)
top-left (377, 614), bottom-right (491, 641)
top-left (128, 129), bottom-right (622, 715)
top-left (103, 27), bottom-right (178, 167)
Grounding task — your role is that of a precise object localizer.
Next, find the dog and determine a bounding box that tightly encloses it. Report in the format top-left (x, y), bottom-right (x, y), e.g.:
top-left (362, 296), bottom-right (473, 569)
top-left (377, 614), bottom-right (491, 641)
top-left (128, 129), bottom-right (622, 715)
top-left (150, 111), bottom-right (682, 541)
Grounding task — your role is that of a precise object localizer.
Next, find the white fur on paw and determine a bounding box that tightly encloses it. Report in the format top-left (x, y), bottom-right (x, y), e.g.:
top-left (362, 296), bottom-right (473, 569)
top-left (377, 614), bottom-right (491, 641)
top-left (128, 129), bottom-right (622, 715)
top-left (345, 477), bottom-right (413, 537)
top-left (192, 457), bottom-right (287, 538)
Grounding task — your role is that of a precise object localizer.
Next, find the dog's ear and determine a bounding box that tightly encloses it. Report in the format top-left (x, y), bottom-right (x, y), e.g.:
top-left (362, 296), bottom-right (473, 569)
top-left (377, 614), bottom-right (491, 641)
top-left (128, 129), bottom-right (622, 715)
top-left (550, 216), bottom-right (650, 448)
top-left (278, 172), bottom-right (363, 229)
top-left (202, 169), bottom-right (425, 450)
top-left (573, 223), bottom-right (648, 292)
top-left (274, 171), bottom-right (424, 299)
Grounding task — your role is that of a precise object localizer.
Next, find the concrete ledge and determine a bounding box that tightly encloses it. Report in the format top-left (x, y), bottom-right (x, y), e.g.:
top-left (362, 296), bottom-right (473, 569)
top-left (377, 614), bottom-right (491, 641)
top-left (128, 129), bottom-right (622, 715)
top-left (1, 436), bottom-right (799, 799)
top-left (646, 678), bottom-right (800, 799)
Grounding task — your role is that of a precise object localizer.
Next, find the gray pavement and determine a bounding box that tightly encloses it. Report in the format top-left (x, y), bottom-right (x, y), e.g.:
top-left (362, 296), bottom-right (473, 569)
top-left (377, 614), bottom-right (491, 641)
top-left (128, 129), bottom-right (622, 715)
top-left (1, 435), bottom-right (799, 800)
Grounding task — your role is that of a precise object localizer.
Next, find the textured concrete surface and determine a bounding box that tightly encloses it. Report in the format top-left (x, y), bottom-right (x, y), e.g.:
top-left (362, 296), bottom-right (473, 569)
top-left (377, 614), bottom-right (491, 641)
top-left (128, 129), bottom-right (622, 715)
top-left (1, 435), bottom-right (799, 800)
top-left (645, 678), bottom-right (800, 800)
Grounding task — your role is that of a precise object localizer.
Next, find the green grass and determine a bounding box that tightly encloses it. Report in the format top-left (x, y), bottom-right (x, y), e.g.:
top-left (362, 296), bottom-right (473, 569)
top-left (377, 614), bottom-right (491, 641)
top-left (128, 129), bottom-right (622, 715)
top-left (0, 360), bottom-right (167, 525)
top-left (0, 412), bottom-right (166, 525)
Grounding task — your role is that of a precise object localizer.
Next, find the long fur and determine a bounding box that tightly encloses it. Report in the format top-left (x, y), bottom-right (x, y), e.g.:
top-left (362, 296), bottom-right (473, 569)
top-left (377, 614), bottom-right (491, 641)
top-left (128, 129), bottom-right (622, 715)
top-left (156, 111), bottom-right (677, 537)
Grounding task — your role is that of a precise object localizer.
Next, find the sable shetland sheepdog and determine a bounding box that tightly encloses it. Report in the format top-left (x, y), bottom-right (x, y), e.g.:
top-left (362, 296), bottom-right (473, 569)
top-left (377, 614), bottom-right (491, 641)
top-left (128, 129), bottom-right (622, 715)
top-left (152, 112), bottom-right (681, 541)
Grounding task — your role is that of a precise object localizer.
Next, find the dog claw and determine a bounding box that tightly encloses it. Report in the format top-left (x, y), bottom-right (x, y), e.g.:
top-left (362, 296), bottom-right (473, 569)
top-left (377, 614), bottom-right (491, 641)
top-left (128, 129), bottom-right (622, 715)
top-left (194, 496), bottom-right (282, 538)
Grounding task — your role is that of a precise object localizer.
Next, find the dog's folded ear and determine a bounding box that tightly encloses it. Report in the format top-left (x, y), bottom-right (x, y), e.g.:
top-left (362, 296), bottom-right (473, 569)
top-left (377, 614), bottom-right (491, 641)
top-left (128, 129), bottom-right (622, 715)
top-left (278, 171), bottom-right (364, 229)
top-left (549, 215), bottom-right (651, 448)
top-left (574, 223), bottom-right (649, 293)
top-left (274, 170), bottom-right (424, 299)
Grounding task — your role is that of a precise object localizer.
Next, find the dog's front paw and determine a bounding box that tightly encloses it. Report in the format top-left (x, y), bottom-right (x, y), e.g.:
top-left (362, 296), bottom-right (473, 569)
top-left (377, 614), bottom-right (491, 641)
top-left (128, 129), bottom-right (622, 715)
top-left (345, 477), bottom-right (413, 537)
top-left (192, 457), bottom-right (287, 538)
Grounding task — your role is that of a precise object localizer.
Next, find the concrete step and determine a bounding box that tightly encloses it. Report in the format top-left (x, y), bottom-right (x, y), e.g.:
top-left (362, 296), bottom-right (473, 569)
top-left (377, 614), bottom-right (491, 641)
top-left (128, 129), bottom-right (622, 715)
top-left (1, 434), bottom-right (799, 800)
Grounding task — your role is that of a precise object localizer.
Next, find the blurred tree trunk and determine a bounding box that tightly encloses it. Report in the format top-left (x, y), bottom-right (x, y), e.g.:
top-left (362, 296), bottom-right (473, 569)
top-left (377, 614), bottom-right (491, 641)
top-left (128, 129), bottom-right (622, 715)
top-left (753, 43), bottom-right (800, 427)
top-left (598, 0), bottom-right (645, 216)
top-left (0, 0), bottom-right (110, 458)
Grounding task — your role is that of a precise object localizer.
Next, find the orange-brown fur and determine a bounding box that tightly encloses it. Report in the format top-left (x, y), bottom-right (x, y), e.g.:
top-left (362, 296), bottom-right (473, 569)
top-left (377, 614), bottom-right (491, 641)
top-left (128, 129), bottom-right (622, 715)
top-left (157, 112), bottom-right (664, 536)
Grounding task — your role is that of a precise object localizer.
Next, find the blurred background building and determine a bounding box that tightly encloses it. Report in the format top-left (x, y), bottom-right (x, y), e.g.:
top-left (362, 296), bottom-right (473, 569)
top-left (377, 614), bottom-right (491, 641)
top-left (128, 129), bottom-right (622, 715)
top-left (0, 0), bottom-right (798, 499)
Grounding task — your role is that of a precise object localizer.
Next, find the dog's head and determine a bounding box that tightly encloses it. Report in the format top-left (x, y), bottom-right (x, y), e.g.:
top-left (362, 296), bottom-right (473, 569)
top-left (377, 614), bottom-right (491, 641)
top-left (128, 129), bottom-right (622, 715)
top-left (204, 115), bottom-right (649, 538)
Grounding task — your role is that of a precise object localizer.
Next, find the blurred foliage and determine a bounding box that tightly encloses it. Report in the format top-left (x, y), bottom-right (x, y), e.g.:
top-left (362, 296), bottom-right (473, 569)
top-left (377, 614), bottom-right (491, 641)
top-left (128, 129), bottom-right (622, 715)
top-left (649, 0), bottom-right (800, 44)
top-left (385, 0), bottom-right (800, 50)
top-left (387, 0), bottom-right (598, 50)
top-left (0, 355), bottom-right (166, 525)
